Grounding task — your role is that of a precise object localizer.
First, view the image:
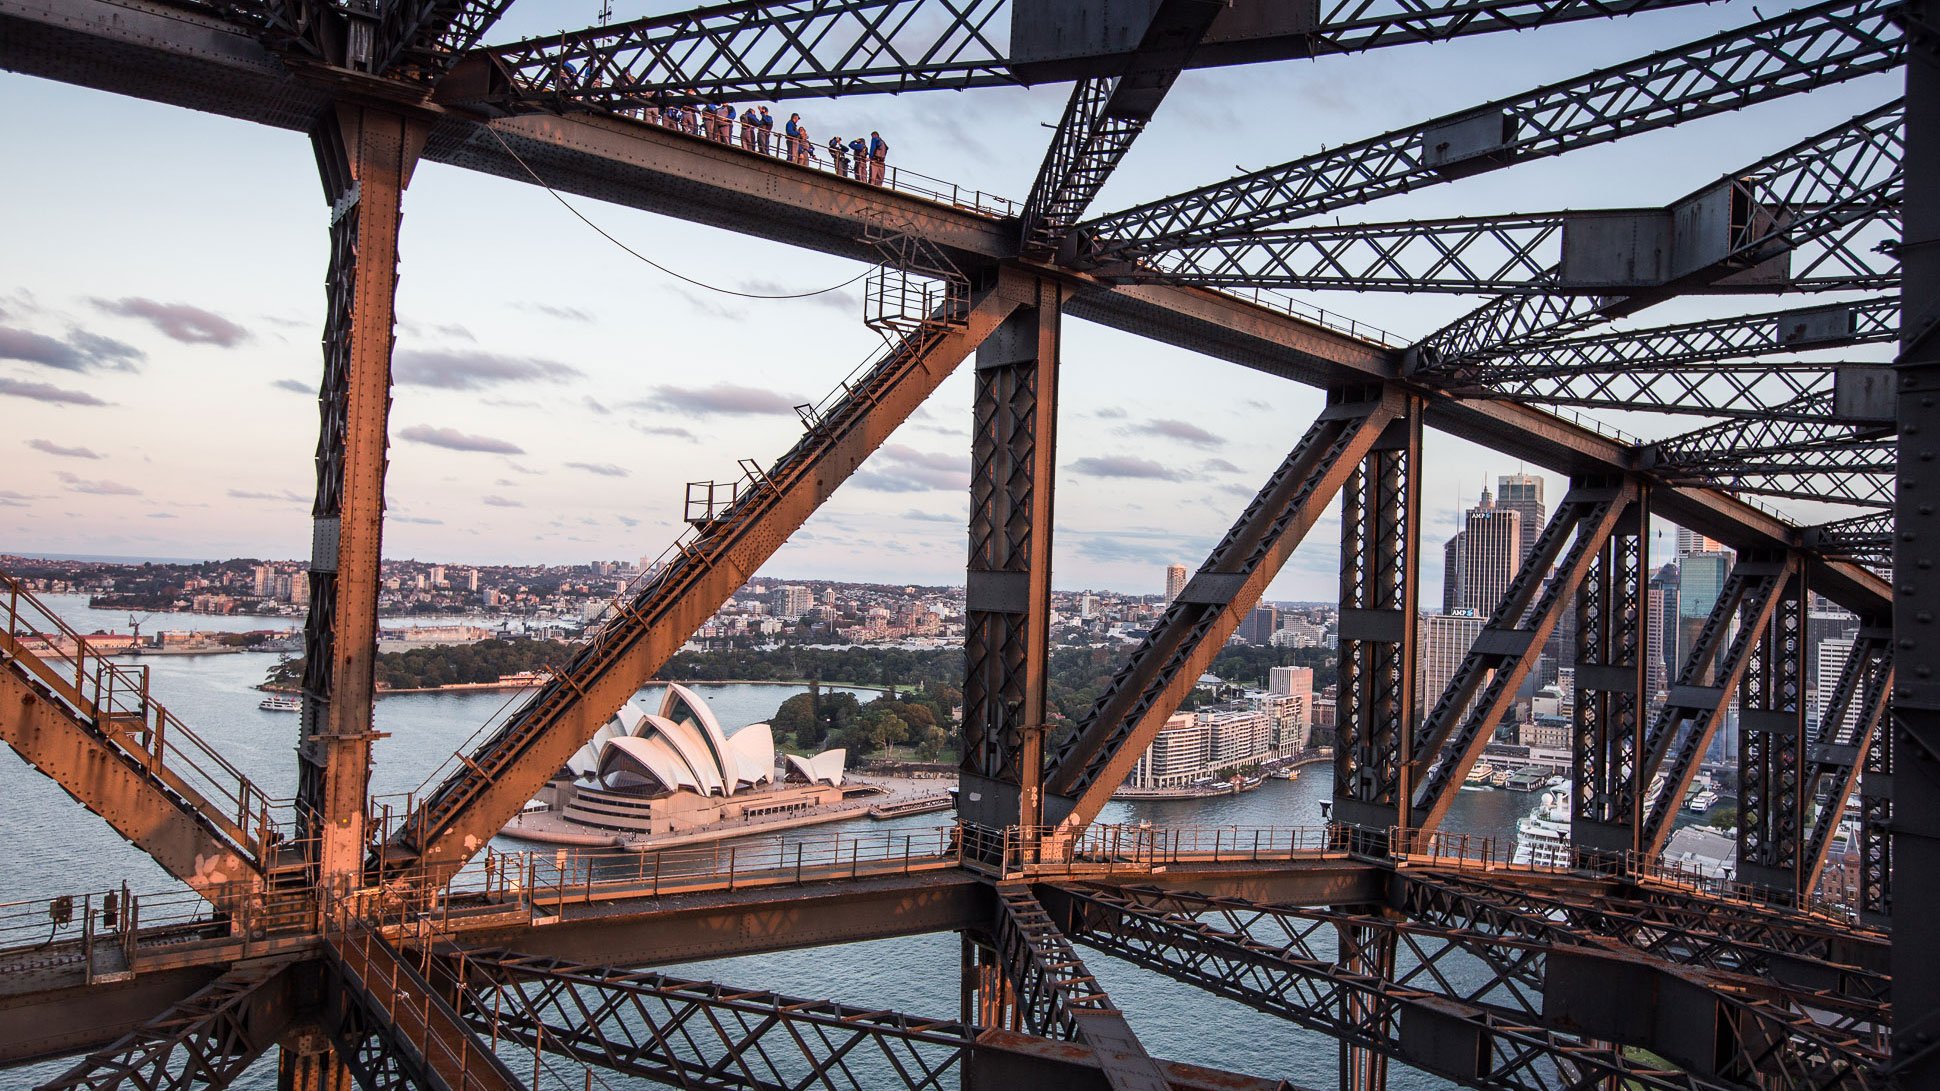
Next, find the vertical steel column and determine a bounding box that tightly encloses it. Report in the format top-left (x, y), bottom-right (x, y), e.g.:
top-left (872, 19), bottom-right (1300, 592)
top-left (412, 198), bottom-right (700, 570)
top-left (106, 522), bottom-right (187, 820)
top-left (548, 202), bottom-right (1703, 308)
top-left (299, 103), bottom-right (427, 886)
top-left (1332, 402), bottom-right (1423, 842)
top-left (277, 1032), bottom-right (354, 1091)
top-left (1571, 492), bottom-right (1649, 862)
top-left (1861, 693), bottom-right (1893, 927)
top-left (960, 279), bottom-right (1062, 834)
top-left (1898, 0), bottom-right (1939, 1069)
top-left (1737, 572), bottom-right (1807, 895)
top-left (1335, 921), bottom-right (1394, 1091)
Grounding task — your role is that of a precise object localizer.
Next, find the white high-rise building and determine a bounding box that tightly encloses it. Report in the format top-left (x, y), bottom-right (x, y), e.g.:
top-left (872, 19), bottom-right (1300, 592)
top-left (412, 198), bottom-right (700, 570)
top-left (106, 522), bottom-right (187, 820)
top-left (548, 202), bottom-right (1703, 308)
top-left (1814, 636), bottom-right (1857, 730)
top-left (1418, 613), bottom-right (1488, 716)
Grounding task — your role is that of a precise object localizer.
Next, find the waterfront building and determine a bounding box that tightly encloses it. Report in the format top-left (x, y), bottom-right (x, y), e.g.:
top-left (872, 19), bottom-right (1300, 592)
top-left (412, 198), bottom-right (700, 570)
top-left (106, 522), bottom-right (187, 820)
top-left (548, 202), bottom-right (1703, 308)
top-left (1125, 694), bottom-right (1302, 788)
top-left (513, 684), bottom-right (850, 842)
top-left (1164, 563), bottom-right (1188, 604)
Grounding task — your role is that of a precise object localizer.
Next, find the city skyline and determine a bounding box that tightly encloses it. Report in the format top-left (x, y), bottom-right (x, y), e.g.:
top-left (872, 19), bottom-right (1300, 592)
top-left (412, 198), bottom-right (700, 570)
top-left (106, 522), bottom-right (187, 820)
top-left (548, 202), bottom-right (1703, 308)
top-left (0, 0), bottom-right (1890, 601)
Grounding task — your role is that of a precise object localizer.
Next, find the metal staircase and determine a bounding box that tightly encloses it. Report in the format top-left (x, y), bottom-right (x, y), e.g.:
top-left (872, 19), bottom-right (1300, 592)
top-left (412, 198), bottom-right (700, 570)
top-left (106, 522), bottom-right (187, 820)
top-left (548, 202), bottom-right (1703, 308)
top-left (0, 569), bottom-right (280, 902)
top-left (389, 259), bottom-right (1013, 879)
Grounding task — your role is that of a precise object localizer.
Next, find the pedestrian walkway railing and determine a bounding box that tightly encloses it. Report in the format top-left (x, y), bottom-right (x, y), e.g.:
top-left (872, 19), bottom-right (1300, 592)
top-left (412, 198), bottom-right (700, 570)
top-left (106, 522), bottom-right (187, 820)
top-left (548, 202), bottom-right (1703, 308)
top-left (607, 105), bottom-right (1021, 219)
top-left (326, 923), bottom-right (516, 1091)
top-left (965, 823), bottom-right (1348, 876)
top-left (0, 571), bottom-right (287, 865)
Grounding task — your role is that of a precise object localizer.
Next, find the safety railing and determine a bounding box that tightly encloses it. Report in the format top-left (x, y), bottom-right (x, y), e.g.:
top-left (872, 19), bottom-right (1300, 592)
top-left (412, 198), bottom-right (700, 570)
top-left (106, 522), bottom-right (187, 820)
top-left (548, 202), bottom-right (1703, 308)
top-left (967, 823), bottom-right (1348, 876)
top-left (329, 923), bottom-right (510, 1091)
top-left (0, 571), bottom-right (287, 863)
top-left (602, 103), bottom-right (1020, 219)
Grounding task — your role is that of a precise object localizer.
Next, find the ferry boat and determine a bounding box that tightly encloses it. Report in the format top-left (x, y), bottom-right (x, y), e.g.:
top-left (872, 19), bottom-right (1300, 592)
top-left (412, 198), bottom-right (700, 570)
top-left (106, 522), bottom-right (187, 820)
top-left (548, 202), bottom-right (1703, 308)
top-left (1461, 762), bottom-right (1496, 791)
top-left (1276, 767), bottom-right (1300, 781)
top-left (497, 670), bottom-right (553, 687)
top-left (259, 694), bottom-right (301, 712)
top-left (1512, 786), bottom-right (1573, 869)
top-left (1490, 767), bottom-right (1511, 788)
top-left (1505, 767), bottom-right (1547, 792)
top-left (1687, 788), bottom-right (1720, 813)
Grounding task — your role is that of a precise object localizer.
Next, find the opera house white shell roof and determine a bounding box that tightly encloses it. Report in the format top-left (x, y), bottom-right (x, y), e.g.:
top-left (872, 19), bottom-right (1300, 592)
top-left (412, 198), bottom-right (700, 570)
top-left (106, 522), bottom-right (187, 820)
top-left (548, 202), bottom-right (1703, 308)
top-left (565, 683), bottom-right (844, 797)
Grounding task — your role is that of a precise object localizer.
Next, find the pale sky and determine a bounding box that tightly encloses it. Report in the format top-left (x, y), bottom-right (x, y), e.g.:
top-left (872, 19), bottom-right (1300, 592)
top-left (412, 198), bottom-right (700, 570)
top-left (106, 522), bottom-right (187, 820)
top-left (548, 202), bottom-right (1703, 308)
top-left (0, 0), bottom-right (1894, 603)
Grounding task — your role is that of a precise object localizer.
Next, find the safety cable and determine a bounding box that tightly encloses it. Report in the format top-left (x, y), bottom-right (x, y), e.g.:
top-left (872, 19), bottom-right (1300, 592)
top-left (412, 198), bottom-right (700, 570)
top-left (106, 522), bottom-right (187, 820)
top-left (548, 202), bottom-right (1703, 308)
top-left (486, 126), bottom-right (872, 300)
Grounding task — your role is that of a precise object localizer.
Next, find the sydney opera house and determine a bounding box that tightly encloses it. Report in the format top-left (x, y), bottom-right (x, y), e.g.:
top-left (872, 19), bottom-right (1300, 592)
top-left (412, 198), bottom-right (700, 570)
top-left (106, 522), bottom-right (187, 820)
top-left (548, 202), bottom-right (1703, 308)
top-left (503, 683), bottom-right (853, 845)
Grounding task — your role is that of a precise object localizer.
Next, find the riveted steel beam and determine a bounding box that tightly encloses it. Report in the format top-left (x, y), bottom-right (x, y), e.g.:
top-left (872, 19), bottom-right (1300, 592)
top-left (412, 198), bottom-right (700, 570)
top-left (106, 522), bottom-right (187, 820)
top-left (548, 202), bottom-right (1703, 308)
top-left (1411, 480), bottom-right (1635, 831)
top-left (300, 102), bottom-right (429, 888)
top-left (1798, 630), bottom-right (1893, 903)
top-left (1571, 492), bottom-right (1651, 857)
top-left (1411, 99), bottom-right (1904, 369)
top-left (1043, 386), bottom-right (1406, 841)
top-left (1737, 570), bottom-right (1810, 895)
top-left (29, 959), bottom-right (299, 1091)
top-left (1333, 402), bottom-right (1423, 837)
top-left (962, 279), bottom-right (1063, 832)
top-left (1081, 0), bottom-right (1904, 259)
top-left (1639, 554), bottom-right (1797, 855)
top-left (393, 268), bottom-right (1020, 880)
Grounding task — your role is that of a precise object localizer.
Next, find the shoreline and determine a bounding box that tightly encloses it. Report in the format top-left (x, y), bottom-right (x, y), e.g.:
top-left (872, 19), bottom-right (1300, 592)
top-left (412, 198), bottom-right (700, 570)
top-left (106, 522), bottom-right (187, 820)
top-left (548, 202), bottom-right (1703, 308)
top-left (256, 677), bottom-right (898, 697)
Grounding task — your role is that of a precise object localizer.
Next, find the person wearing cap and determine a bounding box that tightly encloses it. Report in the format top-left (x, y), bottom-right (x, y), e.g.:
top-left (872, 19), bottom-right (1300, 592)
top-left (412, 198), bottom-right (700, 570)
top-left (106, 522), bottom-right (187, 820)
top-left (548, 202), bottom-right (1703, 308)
top-left (868, 131), bottom-right (889, 184)
top-left (847, 136), bottom-right (869, 180)
top-left (757, 107), bottom-right (774, 154)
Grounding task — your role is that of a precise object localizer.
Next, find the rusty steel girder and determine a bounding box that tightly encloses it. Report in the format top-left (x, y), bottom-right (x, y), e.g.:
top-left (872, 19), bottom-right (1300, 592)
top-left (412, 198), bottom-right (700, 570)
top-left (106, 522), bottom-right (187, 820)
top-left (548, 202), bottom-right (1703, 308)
top-left (1044, 386), bottom-right (1405, 839)
top-left (300, 102), bottom-right (429, 886)
top-left (392, 269), bottom-right (1024, 879)
top-left (961, 283), bottom-right (1063, 832)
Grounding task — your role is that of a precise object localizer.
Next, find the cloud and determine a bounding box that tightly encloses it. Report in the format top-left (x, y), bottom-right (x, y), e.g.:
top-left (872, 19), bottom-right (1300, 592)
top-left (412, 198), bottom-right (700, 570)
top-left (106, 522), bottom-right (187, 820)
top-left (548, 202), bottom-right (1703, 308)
top-left (566, 461), bottom-right (629, 477)
top-left (1094, 406), bottom-right (1129, 420)
top-left (0, 326), bottom-right (143, 372)
top-left (515, 302), bottom-right (593, 323)
top-left (583, 396), bottom-right (611, 416)
top-left (394, 515), bottom-right (445, 525)
top-left (482, 495), bottom-right (524, 508)
top-left (1068, 456), bottom-right (1189, 481)
top-left (617, 515), bottom-right (640, 528)
top-left (92, 297), bottom-right (248, 346)
top-left (1200, 458), bottom-right (1243, 474)
top-left (902, 509), bottom-right (961, 523)
top-left (0, 377), bottom-right (107, 406)
top-left (1143, 418), bottom-right (1224, 448)
top-left (271, 378), bottom-right (311, 394)
top-left (652, 382), bottom-right (804, 416)
top-left (851, 445), bottom-right (970, 493)
top-left (393, 350), bottom-right (581, 390)
top-left (147, 512), bottom-right (177, 519)
top-left (672, 287), bottom-right (747, 323)
top-left (631, 422), bottom-right (699, 442)
top-left (56, 471), bottom-right (140, 496)
top-left (738, 279), bottom-right (859, 315)
top-left (506, 463), bottom-right (543, 475)
top-left (397, 425), bottom-right (525, 454)
top-left (227, 488), bottom-right (307, 502)
top-left (28, 439), bottom-right (102, 459)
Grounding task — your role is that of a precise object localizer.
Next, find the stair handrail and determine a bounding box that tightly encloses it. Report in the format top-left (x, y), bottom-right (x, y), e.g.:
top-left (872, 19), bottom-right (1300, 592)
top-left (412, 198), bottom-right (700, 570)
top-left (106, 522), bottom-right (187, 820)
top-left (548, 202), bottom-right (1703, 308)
top-left (0, 570), bottom-right (285, 864)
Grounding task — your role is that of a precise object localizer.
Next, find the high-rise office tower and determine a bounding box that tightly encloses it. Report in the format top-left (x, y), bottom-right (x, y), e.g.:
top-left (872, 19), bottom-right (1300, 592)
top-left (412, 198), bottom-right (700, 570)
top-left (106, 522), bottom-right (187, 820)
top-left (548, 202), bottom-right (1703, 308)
top-left (1419, 612), bottom-right (1488, 715)
top-left (1677, 550), bottom-right (1732, 680)
top-left (1442, 532), bottom-right (1465, 614)
top-left (1240, 605), bottom-right (1279, 644)
top-left (1651, 562), bottom-right (1680, 701)
top-left (1164, 563), bottom-right (1188, 603)
top-left (1814, 636), bottom-right (1856, 729)
top-left (1445, 489), bottom-right (1521, 616)
top-left (1675, 527), bottom-right (1725, 556)
top-left (1497, 473), bottom-right (1546, 564)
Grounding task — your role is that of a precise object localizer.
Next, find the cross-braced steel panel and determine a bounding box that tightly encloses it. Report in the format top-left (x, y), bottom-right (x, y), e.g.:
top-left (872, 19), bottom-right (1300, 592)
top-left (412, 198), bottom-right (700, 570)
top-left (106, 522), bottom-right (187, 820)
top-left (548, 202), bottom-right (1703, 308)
top-left (1333, 407), bottom-right (1421, 834)
top-left (1571, 494), bottom-right (1648, 857)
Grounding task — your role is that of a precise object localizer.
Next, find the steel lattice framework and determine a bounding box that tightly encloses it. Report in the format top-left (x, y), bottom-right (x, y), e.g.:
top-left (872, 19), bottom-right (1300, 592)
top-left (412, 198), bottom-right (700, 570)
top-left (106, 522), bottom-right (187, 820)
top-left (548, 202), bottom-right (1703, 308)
top-left (0, 0), bottom-right (1932, 1087)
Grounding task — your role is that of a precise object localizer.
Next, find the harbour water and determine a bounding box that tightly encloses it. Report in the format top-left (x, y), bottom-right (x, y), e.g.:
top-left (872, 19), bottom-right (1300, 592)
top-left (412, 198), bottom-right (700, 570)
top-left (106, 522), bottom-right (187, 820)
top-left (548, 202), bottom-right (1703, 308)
top-left (8, 594), bottom-right (1552, 1089)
